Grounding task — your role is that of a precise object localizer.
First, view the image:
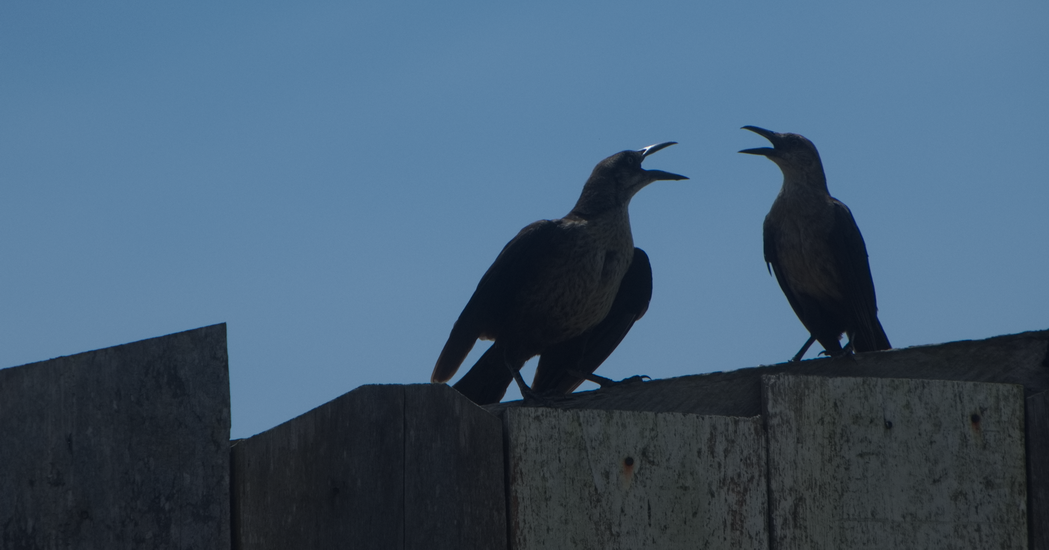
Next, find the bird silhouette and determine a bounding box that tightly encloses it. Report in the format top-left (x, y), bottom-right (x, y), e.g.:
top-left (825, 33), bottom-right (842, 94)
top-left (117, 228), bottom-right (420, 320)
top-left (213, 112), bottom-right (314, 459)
top-left (433, 143), bottom-right (687, 403)
top-left (741, 126), bottom-right (890, 361)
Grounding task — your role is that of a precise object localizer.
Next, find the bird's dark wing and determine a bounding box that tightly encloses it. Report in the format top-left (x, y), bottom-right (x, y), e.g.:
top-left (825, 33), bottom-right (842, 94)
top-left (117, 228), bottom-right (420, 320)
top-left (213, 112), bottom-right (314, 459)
top-left (828, 200), bottom-right (890, 352)
top-left (764, 218), bottom-right (845, 356)
top-left (531, 247), bottom-right (653, 394)
top-left (763, 219), bottom-right (807, 325)
top-left (431, 220), bottom-right (562, 383)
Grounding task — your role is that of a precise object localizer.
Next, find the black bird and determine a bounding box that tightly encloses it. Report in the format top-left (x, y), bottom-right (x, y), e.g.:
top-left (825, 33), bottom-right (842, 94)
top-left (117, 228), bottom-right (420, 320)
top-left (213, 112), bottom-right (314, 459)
top-left (740, 126), bottom-right (890, 361)
top-left (432, 143), bottom-right (687, 404)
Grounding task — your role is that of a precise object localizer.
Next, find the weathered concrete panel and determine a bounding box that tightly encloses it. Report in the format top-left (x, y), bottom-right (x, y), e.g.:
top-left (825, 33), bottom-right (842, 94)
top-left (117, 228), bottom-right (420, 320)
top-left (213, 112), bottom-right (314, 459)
top-left (505, 408), bottom-right (767, 550)
top-left (231, 383), bottom-right (504, 550)
top-left (764, 375), bottom-right (1027, 550)
top-left (0, 324), bottom-right (231, 549)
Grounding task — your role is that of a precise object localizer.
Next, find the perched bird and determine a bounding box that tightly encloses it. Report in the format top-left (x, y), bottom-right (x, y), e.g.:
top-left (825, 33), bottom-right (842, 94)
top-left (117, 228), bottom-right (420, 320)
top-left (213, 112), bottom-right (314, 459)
top-left (740, 126), bottom-right (890, 361)
top-left (432, 143), bottom-right (687, 404)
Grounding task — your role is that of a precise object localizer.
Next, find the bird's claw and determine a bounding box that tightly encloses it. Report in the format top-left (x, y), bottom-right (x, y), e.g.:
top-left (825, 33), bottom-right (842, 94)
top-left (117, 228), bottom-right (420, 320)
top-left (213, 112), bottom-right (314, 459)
top-left (567, 369), bottom-right (650, 389)
top-left (521, 390), bottom-right (560, 407)
top-left (592, 373), bottom-right (650, 388)
top-left (818, 347), bottom-right (853, 359)
top-left (606, 374), bottom-right (650, 387)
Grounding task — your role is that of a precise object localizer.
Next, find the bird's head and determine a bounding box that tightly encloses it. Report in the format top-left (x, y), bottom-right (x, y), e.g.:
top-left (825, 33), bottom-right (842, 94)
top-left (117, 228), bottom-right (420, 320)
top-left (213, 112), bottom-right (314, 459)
top-left (739, 126), bottom-right (827, 187)
top-left (572, 142), bottom-right (688, 218)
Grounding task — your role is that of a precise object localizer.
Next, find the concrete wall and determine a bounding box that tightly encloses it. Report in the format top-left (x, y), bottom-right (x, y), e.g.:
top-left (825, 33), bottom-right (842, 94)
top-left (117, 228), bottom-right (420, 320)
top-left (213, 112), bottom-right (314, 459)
top-left (490, 328), bottom-right (1049, 549)
top-left (0, 324), bottom-right (230, 550)
top-left (228, 375), bottom-right (1034, 549)
top-left (2, 327), bottom-right (1046, 549)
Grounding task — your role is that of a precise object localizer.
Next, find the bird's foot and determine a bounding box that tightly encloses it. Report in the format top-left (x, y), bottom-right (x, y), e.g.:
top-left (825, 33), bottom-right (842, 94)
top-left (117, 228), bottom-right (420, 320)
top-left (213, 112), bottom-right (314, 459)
top-left (603, 374), bottom-right (651, 387)
top-left (518, 386), bottom-right (558, 407)
top-left (505, 360), bottom-right (551, 405)
top-left (818, 346), bottom-right (853, 359)
top-left (570, 370), bottom-right (650, 389)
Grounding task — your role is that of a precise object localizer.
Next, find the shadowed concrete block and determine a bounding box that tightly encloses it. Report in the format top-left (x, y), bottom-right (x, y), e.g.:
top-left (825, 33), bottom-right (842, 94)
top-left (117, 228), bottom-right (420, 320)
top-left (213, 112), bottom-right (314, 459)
top-left (1028, 391), bottom-right (1049, 550)
top-left (0, 324), bottom-right (231, 549)
top-left (504, 408), bottom-right (767, 550)
top-left (763, 375), bottom-right (1027, 550)
top-left (230, 383), bottom-right (505, 550)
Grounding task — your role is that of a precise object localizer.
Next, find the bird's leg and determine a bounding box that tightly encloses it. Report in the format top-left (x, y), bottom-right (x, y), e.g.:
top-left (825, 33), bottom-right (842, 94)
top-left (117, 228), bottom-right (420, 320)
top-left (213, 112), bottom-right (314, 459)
top-left (568, 369), bottom-right (650, 388)
top-left (791, 335), bottom-right (817, 362)
top-left (504, 358), bottom-right (535, 398)
top-left (509, 365), bottom-right (538, 400)
top-left (503, 349), bottom-right (553, 405)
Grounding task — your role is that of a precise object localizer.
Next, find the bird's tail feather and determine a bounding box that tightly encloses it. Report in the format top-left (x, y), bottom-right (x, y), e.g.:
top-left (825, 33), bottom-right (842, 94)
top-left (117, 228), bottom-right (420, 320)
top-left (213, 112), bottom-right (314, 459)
top-left (850, 319), bottom-right (891, 353)
top-left (432, 321), bottom-right (479, 383)
top-left (451, 343), bottom-right (514, 405)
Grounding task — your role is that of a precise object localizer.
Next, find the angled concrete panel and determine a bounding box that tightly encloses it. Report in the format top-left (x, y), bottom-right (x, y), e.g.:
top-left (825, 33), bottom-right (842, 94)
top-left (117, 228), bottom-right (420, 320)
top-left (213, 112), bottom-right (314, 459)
top-left (231, 384), bottom-right (405, 549)
top-left (764, 375), bottom-right (1027, 550)
top-left (505, 408), bottom-right (767, 550)
top-left (0, 324), bottom-right (231, 549)
top-left (231, 383), bottom-right (505, 550)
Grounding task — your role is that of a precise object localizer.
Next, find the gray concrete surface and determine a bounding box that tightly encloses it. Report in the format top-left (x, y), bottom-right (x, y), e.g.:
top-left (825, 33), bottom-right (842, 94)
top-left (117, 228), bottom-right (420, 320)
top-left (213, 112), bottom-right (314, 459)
top-left (764, 375), bottom-right (1027, 550)
top-left (505, 408), bottom-right (767, 550)
top-left (0, 323), bottom-right (230, 549)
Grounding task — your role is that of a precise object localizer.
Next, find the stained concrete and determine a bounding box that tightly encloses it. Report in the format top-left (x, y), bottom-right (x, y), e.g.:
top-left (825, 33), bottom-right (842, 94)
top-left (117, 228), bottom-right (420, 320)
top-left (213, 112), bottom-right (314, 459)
top-left (505, 408), bottom-right (767, 550)
top-left (764, 375), bottom-right (1027, 550)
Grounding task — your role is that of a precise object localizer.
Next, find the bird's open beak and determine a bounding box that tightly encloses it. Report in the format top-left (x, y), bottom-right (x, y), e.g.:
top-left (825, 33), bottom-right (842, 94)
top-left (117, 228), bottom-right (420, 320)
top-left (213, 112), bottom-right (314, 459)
top-left (639, 141), bottom-right (677, 157)
top-left (739, 126), bottom-right (780, 157)
top-left (639, 141), bottom-right (688, 181)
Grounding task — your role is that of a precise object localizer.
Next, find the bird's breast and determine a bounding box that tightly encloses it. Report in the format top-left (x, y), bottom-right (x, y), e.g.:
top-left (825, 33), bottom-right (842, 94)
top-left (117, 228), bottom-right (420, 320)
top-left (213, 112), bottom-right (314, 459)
top-left (768, 199), bottom-right (843, 303)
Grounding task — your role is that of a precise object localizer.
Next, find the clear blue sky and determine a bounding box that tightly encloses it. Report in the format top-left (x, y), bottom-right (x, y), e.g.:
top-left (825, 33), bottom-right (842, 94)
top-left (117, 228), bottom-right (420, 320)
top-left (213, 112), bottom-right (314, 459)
top-left (2, 2), bottom-right (1046, 439)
